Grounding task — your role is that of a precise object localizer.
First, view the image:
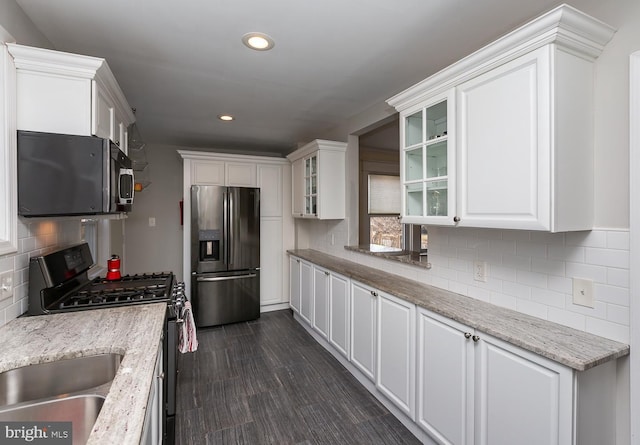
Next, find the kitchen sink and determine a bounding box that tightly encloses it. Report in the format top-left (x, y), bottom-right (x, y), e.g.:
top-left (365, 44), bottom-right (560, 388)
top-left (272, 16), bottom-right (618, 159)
top-left (0, 353), bottom-right (122, 406)
top-left (0, 394), bottom-right (105, 444)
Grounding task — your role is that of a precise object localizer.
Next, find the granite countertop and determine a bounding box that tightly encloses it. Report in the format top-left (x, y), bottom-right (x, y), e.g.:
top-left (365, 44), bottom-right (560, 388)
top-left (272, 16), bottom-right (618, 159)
top-left (289, 249), bottom-right (629, 371)
top-left (0, 303), bottom-right (167, 445)
top-left (344, 245), bottom-right (431, 269)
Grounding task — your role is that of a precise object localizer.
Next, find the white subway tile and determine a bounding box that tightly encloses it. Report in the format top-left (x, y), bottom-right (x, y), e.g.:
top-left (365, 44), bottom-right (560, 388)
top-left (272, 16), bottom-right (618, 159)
top-left (531, 288), bottom-right (566, 309)
top-left (566, 230), bottom-right (607, 248)
top-left (449, 236), bottom-right (468, 248)
top-left (490, 265), bottom-right (517, 282)
top-left (606, 231), bottom-right (630, 250)
top-left (457, 248), bottom-right (476, 262)
top-left (448, 281), bottom-right (468, 296)
top-left (5, 300), bottom-right (22, 322)
top-left (476, 246), bottom-right (502, 264)
top-left (468, 286), bottom-right (491, 303)
top-left (502, 254), bottom-right (532, 271)
top-left (516, 241), bottom-right (547, 258)
top-left (585, 317), bottom-right (629, 343)
top-left (490, 292), bottom-right (517, 310)
top-left (565, 262), bottom-right (608, 284)
top-left (548, 276), bottom-right (572, 294)
top-left (502, 230), bottom-right (531, 242)
top-left (516, 270), bottom-right (548, 289)
top-left (449, 258), bottom-right (471, 272)
top-left (429, 276), bottom-right (449, 291)
top-left (488, 239), bottom-right (517, 255)
top-left (516, 299), bottom-right (549, 319)
top-left (548, 308), bottom-right (586, 331)
top-left (503, 281), bottom-right (532, 299)
top-left (548, 244), bottom-right (585, 263)
top-left (607, 304), bottom-right (629, 326)
top-left (594, 283), bottom-right (629, 306)
top-left (607, 268), bottom-right (629, 288)
top-left (566, 297), bottom-right (607, 319)
top-left (531, 257), bottom-right (565, 276)
top-left (585, 247), bottom-right (629, 269)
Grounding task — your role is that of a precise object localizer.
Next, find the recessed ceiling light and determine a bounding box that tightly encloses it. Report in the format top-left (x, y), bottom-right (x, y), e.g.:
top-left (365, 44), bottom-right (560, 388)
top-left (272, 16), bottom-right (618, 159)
top-left (242, 32), bottom-right (275, 51)
top-left (218, 114), bottom-right (235, 121)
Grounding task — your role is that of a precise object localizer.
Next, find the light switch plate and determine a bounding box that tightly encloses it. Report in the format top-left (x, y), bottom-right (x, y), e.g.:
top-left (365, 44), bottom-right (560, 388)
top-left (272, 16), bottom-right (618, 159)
top-left (573, 277), bottom-right (594, 308)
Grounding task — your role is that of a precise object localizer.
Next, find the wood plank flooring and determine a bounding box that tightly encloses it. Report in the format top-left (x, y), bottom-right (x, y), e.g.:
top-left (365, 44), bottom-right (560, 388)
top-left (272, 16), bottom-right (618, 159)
top-left (176, 309), bottom-right (422, 445)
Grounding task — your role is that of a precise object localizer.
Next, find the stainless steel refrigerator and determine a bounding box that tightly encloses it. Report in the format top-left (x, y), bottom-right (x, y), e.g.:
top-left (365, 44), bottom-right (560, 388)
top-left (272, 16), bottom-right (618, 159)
top-left (190, 185), bottom-right (260, 327)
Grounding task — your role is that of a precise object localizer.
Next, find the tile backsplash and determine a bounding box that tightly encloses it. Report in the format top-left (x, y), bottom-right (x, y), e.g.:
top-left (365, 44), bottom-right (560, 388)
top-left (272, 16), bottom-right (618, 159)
top-left (0, 218), bottom-right (81, 326)
top-left (309, 222), bottom-right (630, 344)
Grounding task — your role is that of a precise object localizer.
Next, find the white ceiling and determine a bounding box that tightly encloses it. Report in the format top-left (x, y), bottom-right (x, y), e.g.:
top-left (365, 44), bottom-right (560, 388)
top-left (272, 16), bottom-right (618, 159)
top-left (16, 0), bottom-right (600, 156)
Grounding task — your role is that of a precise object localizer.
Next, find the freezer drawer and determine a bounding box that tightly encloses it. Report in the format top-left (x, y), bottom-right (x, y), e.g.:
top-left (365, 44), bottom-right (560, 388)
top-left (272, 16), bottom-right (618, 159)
top-left (191, 270), bottom-right (260, 327)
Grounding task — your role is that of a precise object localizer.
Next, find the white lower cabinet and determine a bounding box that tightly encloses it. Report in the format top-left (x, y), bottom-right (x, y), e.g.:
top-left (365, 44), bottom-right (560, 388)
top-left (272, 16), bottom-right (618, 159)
top-left (328, 272), bottom-right (350, 358)
top-left (377, 292), bottom-right (416, 419)
top-left (417, 308), bottom-right (573, 445)
top-left (299, 260), bottom-right (314, 324)
top-left (289, 257), bottom-right (301, 313)
top-left (417, 310), bottom-right (473, 445)
top-left (350, 281), bottom-right (377, 381)
top-left (141, 341), bottom-right (163, 445)
top-left (313, 265), bottom-right (330, 338)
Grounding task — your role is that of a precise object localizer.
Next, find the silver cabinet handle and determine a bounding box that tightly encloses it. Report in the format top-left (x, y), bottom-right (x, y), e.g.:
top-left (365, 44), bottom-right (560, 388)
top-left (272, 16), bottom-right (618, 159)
top-left (464, 332), bottom-right (472, 339)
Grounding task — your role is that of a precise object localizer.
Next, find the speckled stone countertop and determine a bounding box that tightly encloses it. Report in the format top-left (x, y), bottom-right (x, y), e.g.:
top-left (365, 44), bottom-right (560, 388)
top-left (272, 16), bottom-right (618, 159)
top-left (289, 249), bottom-right (629, 371)
top-left (344, 245), bottom-right (431, 269)
top-left (0, 303), bottom-right (166, 445)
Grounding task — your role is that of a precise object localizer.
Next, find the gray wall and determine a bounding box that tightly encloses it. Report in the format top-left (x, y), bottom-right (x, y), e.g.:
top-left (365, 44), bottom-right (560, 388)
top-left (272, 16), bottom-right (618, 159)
top-left (124, 144), bottom-right (184, 280)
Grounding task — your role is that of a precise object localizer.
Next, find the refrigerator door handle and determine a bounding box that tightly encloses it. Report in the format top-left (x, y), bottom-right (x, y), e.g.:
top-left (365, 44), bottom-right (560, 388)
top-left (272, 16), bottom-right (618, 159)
top-left (223, 189), bottom-right (229, 267)
top-left (228, 189), bottom-right (234, 267)
top-left (196, 273), bottom-right (257, 282)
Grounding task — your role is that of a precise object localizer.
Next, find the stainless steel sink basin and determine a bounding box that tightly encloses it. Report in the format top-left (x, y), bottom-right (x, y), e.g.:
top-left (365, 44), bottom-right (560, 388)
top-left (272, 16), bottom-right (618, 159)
top-left (0, 353), bottom-right (122, 406)
top-left (0, 394), bottom-right (105, 445)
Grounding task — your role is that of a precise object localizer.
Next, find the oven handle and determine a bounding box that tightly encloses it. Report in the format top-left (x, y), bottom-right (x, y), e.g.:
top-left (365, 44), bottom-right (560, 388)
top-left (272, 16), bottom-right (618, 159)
top-left (196, 273), bottom-right (257, 282)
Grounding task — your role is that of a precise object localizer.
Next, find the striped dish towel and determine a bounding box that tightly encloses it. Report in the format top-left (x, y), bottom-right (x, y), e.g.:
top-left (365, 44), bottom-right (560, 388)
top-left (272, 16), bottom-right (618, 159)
top-left (179, 300), bottom-right (198, 353)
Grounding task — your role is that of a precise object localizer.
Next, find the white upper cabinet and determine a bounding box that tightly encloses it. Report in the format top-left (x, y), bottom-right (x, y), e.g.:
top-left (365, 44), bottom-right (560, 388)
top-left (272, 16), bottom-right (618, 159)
top-left (388, 5), bottom-right (615, 232)
top-left (287, 139), bottom-right (347, 219)
top-left (7, 44), bottom-right (135, 151)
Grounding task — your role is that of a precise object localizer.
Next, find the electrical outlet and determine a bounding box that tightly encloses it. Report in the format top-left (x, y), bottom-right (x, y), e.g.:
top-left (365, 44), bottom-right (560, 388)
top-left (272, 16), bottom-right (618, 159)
top-left (573, 277), bottom-right (594, 308)
top-left (0, 271), bottom-right (13, 300)
top-left (473, 261), bottom-right (487, 282)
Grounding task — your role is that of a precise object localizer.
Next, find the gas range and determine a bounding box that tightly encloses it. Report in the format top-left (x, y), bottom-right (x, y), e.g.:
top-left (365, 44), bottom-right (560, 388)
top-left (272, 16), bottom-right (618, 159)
top-left (27, 243), bottom-right (178, 315)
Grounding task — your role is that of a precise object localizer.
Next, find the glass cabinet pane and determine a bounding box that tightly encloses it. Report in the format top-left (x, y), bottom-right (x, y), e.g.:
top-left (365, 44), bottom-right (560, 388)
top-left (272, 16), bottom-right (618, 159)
top-left (426, 100), bottom-right (447, 141)
top-left (405, 111), bottom-right (423, 147)
top-left (305, 158), bottom-right (310, 177)
top-left (311, 176), bottom-right (317, 194)
top-left (426, 180), bottom-right (448, 216)
top-left (405, 183), bottom-right (423, 216)
top-left (310, 156), bottom-right (317, 175)
top-left (426, 141), bottom-right (447, 178)
top-left (405, 147), bottom-right (423, 182)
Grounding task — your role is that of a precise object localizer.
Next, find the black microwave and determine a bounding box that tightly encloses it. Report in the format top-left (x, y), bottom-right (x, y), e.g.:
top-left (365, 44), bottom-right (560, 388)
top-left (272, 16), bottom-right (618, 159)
top-left (17, 131), bottom-right (134, 217)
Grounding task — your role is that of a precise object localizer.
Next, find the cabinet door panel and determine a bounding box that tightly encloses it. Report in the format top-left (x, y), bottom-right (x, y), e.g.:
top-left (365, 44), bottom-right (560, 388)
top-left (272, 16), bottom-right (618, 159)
top-left (192, 161), bottom-right (225, 185)
top-left (289, 257), bottom-right (301, 313)
top-left (377, 292), bottom-right (415, 418)
top-left (260, 218), bottom-right (283, 305)
top-left (291, 158), bottom-right (305, 217)
top-left (299, 260), bottom-right (313, 324)
top-left (226, 163), bottom-right (256, 187)
top-left (329, 273), bottom-right (350, 358)
top-left (313, 266), bottom-right (329, 338)
top-left (418, 310), bottom-right (473, 445)
top-left (350, 282), bottom-right (376, 381)
top-left (93, 81), bottom-right (115, 140)
top-left (457, 47), bottom-right (550, 230)
top-left (257, 164), bottom-right (282, 217)
top-left (475, 333), bottom-right (572, 445)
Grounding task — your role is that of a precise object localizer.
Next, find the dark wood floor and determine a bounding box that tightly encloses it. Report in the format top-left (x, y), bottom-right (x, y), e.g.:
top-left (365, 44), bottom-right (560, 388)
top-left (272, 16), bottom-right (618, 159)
top-left (176, 309), bottom-right (422, 445)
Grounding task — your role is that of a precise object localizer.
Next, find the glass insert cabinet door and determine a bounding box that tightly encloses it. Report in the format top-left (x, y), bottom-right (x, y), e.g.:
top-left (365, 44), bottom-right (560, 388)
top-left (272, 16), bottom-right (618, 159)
top-left (304, 155), bottom-right (318, 216)
top-left (401, 93), bottom-right (453, 223)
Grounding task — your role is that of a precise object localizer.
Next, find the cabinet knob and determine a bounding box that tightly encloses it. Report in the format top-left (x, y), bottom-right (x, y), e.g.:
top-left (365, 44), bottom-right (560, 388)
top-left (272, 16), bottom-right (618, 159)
top-left (325, 271), bottom-right (330, 276)
top-left (472, 335), bottom-right (480, 342)
top-left (464, 332), bottom-right (472, 339)
top-left (453, 216), bottom-right (461, 223)
top-left (371, 291), bottom-right (378, 297)
top-left (296, 259), bottom-right (300, 263)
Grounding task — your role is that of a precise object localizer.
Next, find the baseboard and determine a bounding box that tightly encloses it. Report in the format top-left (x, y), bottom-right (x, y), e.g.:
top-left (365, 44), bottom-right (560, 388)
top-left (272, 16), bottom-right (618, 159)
top-left (292, 312), bottom-right (436, 445)
top-left (260, 302), bottom-right (290, 313)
